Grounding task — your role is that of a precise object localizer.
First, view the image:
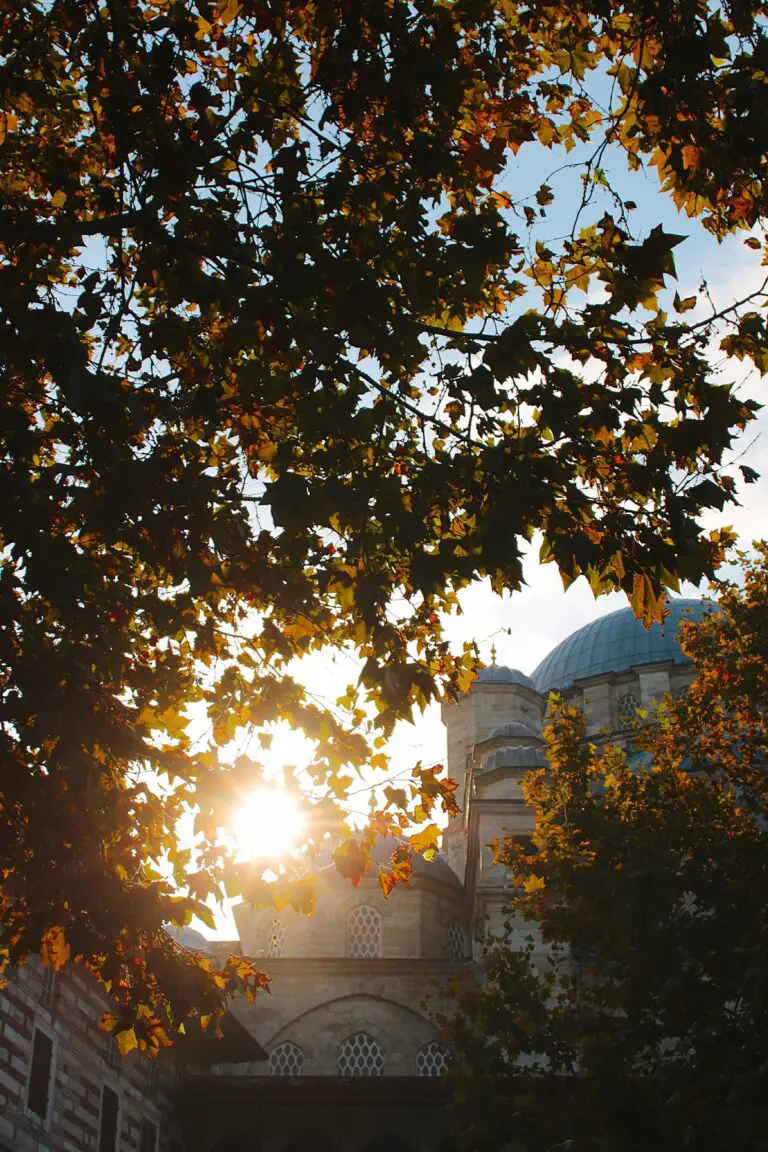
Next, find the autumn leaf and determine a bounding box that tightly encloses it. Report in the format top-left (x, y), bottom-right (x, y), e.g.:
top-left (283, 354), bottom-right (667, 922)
top-left (115, 1027), bottom-right (139, 1057)
top-left (409, 823), bottom-right (441, 857)
top-left (1, 0), bottom-right (766, 1043)
top-left (40, 926), bottom-right (70, 971)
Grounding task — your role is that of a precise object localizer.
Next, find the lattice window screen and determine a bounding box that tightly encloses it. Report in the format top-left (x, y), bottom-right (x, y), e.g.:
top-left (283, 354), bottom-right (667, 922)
top-left (347, 905), bottom-right (382, 958)
top-left (269, 1041), bottom-right (304, 1076)
top-left (338, 1032), bottom-right (383, 1076)
top-left (443, 919), bottom-right (466, 959)
top-left (266, 918), bottom-right (286, 958)
top-left (416, 1042), bottom-right (450, 1077)
top-left (617, 692), bottom-right (641, 729)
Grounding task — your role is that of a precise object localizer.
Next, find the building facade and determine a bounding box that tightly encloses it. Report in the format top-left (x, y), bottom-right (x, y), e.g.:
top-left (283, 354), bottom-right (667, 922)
top-left (0, 599), bottom-right (707, 1151)
top-left (0, 954), bottom-right (186, 1152)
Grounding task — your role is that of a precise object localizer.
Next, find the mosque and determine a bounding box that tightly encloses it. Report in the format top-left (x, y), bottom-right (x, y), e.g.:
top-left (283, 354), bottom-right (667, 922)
top-left (0, 599), bottom-right (708, 1152)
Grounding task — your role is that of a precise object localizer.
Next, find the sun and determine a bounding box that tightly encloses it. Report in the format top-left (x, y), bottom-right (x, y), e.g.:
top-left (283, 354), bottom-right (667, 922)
top-left (231, 786), bottom-right (305, 861)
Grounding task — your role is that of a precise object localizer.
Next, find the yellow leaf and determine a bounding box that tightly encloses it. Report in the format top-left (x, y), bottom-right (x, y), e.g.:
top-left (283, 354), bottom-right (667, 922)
top-left (0, 111), bottom-right (18, 144)
top-left (51, 190), bottom-right (67, 208)
top-left (115, 1028), bottom-right (138, 1057)
top-left (40, 925), bottom-right (70, 971)
top-left (218, 0), bottom-right (241, 23)
top-left (409, 823), bottom-right (441, 855)
top-left (681, 144), bottom-right (701, 171)
top-left (523, 874), bottom-right (545, 894)
top-left (256, 439), bottom-right (278, 464)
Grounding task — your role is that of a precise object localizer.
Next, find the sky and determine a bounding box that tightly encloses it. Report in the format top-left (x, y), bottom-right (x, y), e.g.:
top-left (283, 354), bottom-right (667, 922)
top-left (277, 152), bottom-right (768, 811)
top-left (202, 87), bottom-right (768, 938)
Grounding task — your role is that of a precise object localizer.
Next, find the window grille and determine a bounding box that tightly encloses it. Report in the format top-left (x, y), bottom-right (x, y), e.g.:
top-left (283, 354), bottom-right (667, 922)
top-left (266, 918), bottom-right (286, 958)
top-left (617, 691), bottom-right (641, 729)
top-left (443, 919), bottom-right (466, 959)
top-left (416, 1042), bottom-right (450, 1077)
top-left (347, 905), bottom-right (382, 958)
top-left (27, 1027), bottom-right (54, 1120)
top-left (338, 1032), bottom-right (383, 1076)
top-left (269, 1041), bottom-right (304, 1076)
top-left (99, 1084), bottom-right (119, 1152)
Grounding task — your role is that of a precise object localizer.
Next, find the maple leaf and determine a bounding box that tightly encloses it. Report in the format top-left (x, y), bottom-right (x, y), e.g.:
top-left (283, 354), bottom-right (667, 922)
top-left (1, 0), bottom-right (766, 1041)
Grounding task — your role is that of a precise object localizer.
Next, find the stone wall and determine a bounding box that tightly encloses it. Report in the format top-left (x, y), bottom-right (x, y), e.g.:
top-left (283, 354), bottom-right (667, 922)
top-left (224, 956), bottom-right (462, 1075)
top-left (0, 956), bottom-right (184, 1152)
top-left (235, 872), bottom-right (467, 963)
top-left (232, 871), bottom-right (468, 1082)
top-left (442, 680), bottom-right (544, 878)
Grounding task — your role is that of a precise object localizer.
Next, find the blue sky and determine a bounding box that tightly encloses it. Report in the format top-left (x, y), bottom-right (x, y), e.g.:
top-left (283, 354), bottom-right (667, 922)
top-left (202, 91), bottom-right (768, 935)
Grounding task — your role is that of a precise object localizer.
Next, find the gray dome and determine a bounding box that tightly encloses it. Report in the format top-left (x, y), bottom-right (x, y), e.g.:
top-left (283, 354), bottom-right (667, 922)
top-left (482, 745), bottom-right (547, 773)
top-left (532, 598), bottom-right (713, 693)
top-left (489, 721), bottom-right (542, 742)
top-left (165, 924), bottom-right (210, 953)
top-left (371, 835), bottom-right (461, 889)
top-left (477, 666), bottom-right (537, 691)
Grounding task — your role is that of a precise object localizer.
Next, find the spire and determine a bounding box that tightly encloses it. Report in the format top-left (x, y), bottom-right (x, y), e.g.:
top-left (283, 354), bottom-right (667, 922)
top-left (490, 641), bottom-right (497, 666)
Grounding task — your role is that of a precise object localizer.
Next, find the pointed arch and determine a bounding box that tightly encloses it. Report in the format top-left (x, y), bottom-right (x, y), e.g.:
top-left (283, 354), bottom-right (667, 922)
top-left (338, 1031), bottom-right (383, 1076)
top-left (268, 1040), bottom-right (304, 1075)
top-left (417, 1041), bottom-right (451, 1076)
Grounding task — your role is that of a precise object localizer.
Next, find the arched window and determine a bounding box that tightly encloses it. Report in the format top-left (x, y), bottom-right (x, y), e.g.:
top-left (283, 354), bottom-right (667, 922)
top-left (617, 691), bottom-right (641, 729)
top-left (416, 1042), bottom-right (451, 1077)
top-left (269, 1041), bottom-right (304, 1076)
top-left (347, 905), bottom-right (382, 958)
top-left (443, 919), bottom-right (466, 959)
top-left (266, 918), bottom-right (286, 958)
top-left (338, 1032), bottom-right (383, 1076)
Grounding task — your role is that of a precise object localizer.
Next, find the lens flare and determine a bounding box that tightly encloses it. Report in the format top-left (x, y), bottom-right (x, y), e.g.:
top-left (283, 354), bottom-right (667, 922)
top-left (231, 787), bottom-right (305, 860)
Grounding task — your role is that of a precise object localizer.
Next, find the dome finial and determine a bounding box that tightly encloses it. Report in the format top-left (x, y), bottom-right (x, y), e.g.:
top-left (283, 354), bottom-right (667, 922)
top-left (490, 641), bottom-right (497, 665)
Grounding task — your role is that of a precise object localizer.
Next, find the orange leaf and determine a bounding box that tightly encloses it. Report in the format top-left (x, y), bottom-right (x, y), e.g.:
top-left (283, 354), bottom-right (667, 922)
top-left (40, 925), bottom-right (70, 971)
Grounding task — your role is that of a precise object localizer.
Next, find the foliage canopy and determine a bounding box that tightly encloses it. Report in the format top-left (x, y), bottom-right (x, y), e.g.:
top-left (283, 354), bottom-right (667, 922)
top-left (444, 548), bottom-right (768, 1152)
top-left (1, 0), bottom-right (768, 1045)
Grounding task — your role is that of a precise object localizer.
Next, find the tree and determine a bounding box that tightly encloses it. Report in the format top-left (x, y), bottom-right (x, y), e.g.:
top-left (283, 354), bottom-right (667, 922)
top-left (443, 547), bottom-right (768, 1152)
top-left (1, 0), bottom-right (767, 1047)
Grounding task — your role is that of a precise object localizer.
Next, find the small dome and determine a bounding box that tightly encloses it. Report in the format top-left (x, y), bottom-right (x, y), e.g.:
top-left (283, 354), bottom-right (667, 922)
top-left (488, 721), bottom-right (542, 743)
top-left (532, 598), bottom-right (712, 693)
top-left (370, 835), bottom-right (462, 889)
top-left (476, 666), bottom-right (537, 691)
top-left (165, 924), bottom-right (210, 953)
top-left (482, 745), bottom-right (547, 773)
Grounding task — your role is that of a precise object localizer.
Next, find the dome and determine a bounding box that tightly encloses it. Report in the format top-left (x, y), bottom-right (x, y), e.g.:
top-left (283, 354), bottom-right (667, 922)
top-left (370, 835), bottom-right (462, 889)
top-left (482, 745), bottom-right (547, 774)
top-left (488, 721), bottom-right (542, 742)
top-left (476, 665), bottom-right (537, 691)
top-left (165, 924), bottom-right (210, 953)
top-left (532, 598), bottom-right (712, 693)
